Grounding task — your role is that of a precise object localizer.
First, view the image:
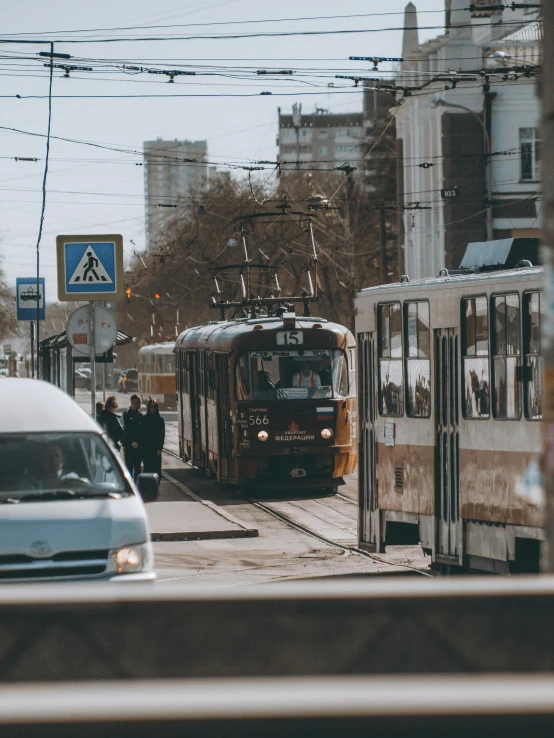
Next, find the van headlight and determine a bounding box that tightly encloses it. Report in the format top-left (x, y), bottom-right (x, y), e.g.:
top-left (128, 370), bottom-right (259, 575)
top-left (108, 543), bottom-right (152, 574)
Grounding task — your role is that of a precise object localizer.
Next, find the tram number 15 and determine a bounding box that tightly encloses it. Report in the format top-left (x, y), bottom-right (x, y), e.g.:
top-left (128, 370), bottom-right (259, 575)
top-left (276, 330), bottom-right (303, 346)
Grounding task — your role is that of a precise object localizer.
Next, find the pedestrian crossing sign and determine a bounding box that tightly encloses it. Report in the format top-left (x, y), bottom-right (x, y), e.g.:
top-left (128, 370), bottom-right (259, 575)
top-left (56, 234), bottom-right (124, 301)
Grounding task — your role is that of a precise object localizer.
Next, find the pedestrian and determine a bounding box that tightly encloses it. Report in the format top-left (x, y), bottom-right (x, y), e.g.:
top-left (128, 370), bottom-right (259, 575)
top-left (95, 401), bottom-right (105, 423)
top-left (97, 396), bottom-right (124, 450)
top-left (142, 398), bottom-right (165, 480)
top-left (122, 394), bottom-right (143, 480)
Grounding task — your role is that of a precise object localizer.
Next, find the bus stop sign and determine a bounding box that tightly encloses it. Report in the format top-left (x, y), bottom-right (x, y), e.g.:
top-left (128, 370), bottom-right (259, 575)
top-left (16, 277), bottom-right (45, 321)
top-left (56, 234), bottom-right (124, 301)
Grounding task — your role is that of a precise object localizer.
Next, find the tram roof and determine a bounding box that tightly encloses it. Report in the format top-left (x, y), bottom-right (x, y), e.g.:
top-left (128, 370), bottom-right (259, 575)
top-left (175, 316), bottom-right (354, 352)
top-left (357, 265), bottom-right (543, 297)
top-left (137, 342), bottom-right (175, 355)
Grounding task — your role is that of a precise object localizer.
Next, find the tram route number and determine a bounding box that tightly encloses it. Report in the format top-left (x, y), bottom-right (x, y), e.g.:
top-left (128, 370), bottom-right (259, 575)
top-left (276, 330), bottom-right (303, 346)
top-left (249, 414), bottom-right (270, 426)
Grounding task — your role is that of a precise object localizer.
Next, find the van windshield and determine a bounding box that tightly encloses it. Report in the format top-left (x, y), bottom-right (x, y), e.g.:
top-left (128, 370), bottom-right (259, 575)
top-left (0, 433), bottom-right (131, 499)
top-left (236, 349), bottom-right (348, 400)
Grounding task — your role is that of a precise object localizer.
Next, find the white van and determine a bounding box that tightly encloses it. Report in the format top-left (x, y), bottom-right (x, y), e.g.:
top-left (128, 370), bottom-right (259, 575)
top-left (0, 379), bottom-right (156, 582)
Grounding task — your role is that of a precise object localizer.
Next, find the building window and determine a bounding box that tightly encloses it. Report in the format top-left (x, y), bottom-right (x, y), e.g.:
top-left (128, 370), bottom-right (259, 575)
top-left (461, 296), bottom-right (490, 419)
top-left (319, 146), bottom-right (327, 156)
top-left (404, 301), bottom-right (431, 418)
top-left (523, 291), bottom-right (542, 419)
top-left (318, 130), bottom-right (327, 139)
top-left (301, 129), bottom-right (307, 137)
top-left (520, 128), bottom-right (541, 180)
top-left (378, 303), bottom-right (404, 417)
top-left (492, 294), bottom-right (521, 419)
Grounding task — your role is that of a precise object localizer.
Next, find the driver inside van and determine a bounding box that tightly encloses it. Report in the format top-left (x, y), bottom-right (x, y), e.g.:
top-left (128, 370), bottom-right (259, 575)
top-left (30, 443), bottom-right (88, 489)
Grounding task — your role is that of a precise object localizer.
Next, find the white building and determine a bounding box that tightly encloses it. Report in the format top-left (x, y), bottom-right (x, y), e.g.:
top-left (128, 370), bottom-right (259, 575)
top-left (143, 138), bottom-right (208, 249)
top-left (396, 0), bottom-right (541, 279)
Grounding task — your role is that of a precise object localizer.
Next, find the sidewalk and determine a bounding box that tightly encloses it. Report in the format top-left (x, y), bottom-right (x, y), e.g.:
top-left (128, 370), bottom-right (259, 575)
top-left (146, 453), bottom-right (258, 542)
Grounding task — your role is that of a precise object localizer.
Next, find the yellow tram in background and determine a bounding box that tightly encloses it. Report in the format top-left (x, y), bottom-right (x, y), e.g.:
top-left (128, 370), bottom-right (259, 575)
top-left (137, 343), bottom-right (177, 408)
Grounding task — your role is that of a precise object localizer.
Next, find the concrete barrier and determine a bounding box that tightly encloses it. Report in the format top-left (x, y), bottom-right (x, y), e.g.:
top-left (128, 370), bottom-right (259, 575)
top-left (0, 576), bottom-right (553, 681)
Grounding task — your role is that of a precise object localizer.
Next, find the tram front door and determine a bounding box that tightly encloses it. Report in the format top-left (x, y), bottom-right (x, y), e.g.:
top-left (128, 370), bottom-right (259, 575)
top-left (358, 332), bottom-right (383, 552)
top-left (216, 354), bottom-right (234, 481)
top-left (435, 328), bottom-right (461, 565)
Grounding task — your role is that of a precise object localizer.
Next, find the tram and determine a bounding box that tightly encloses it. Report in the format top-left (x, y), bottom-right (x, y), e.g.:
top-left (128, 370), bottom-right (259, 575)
top-left (175, 312), bottom-right (357, 493)
top-left (137, 343), bottom-right (176, 408)
top-left (355, 238), bottom-right (544, 574)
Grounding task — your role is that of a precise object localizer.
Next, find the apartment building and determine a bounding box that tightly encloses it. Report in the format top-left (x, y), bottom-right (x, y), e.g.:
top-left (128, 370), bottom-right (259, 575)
top-left (143, 138), bottom-right (208, 249)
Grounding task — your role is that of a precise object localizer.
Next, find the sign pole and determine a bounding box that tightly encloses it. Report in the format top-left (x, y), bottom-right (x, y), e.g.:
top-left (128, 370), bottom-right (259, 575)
top-left (30, 321), bottom-right (35, 379)
top-left (89, 301), bottom-right (96, 417)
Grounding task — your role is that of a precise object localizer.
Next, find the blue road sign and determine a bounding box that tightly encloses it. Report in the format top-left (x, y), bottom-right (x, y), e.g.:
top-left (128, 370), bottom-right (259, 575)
top-left (16, 278), bottom-right (45, 321)
top-left (56, 234), bottom-right (124, 301)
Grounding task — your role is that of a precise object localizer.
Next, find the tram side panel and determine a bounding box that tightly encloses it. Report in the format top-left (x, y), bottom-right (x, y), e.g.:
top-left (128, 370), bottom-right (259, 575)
top-left (356, 271), bottom-right (545, 573)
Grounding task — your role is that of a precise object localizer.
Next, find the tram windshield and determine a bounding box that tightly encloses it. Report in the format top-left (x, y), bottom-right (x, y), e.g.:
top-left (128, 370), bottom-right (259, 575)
top-left (236, 349), bottom-right (349, 400)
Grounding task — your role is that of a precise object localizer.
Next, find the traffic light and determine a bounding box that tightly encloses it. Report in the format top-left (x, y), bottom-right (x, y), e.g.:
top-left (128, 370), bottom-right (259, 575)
top-left (126, 288), bottom-right (132, 302)
top-left (154, 293), bottom-right (161, 301)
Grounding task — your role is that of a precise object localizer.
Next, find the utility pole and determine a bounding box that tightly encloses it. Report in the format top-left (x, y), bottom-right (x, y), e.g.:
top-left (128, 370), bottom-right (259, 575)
top-left (541, 2), bottom-right (554, 571)
top-left (378, 206), bottom-right (388, 284)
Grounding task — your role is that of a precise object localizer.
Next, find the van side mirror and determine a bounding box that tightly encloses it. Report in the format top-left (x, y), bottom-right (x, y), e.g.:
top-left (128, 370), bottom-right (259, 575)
top-left (137, 473), bottom-right (159, 503)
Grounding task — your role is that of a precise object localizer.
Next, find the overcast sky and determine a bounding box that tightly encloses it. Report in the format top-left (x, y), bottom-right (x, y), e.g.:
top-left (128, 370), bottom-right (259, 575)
top-left (0, 0), bottom-right (445, 301)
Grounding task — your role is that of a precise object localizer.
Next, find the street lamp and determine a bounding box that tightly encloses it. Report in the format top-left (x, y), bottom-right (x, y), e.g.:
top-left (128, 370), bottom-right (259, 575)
top-left (429, 95), bottom-right (493, 241)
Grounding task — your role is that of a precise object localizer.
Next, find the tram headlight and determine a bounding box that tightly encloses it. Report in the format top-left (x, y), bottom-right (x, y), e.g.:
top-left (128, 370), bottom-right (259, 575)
top-left (321, 428), bottom-right (333, 440)
top-left (258, 430), bottom-right (269, 442)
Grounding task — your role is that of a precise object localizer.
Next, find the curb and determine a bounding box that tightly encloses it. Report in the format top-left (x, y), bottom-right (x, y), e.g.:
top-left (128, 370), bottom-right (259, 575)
top-left (160, 471), bottom-right (258, 539)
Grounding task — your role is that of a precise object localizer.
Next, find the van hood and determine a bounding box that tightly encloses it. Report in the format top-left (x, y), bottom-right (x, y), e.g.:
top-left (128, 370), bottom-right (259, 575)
top-left (0, 496), bottom-right (149, 556)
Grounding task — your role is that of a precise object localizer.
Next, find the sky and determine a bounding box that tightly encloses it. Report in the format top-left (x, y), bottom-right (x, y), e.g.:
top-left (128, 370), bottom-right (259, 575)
top-left (0, 0), bottom-right (445, 302)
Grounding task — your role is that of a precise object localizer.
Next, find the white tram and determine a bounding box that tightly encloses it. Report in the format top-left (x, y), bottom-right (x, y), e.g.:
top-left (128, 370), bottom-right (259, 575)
top-left (137, 343), bottom-right (176, 408)
top-left (355, 240), bottom-right (543, 573)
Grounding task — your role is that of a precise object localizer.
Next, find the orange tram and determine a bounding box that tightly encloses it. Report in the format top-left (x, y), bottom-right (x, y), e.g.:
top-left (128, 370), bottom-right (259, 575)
top-left (137, 343), bottom-right (177, 408)
top-left (175, 313), bottom-right (358, 493)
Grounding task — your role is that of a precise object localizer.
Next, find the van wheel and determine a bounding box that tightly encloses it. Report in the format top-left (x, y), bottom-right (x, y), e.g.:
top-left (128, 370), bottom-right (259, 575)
top-left (322, 486), bottom-right (338, 496)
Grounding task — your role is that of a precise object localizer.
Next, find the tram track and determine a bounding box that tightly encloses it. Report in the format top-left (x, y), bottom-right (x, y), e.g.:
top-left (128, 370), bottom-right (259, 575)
top-left (163, 445), bottom-right (431, 578)
top-left (248, 497), bottom-right (433, 578)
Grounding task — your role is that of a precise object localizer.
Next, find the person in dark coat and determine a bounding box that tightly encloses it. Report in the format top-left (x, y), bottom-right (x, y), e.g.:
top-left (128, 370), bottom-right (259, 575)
top-left (142, 399), bottom-right (165, 480)
top-left (122, 394), bottom-right (143, 479)
top-left (97, 396), bottom-right (124, 450)
top-left (95, 401), bottom-right (105, 423)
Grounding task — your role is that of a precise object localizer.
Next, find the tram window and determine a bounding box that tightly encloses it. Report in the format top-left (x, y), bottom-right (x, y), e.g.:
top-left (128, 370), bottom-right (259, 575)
top-left (378, 303), bottom-right (403, 417)
top-left (524, 291), bottom-right (542, 420)
top-left (236, 355), bottom-right (251, 400)
top-left (348, 348), bottom-right (356, 399)
top-left (492, 294), bottom-right (521, 420)
top-left (404, 301), bottom-right (431, 418)
top-left (462, 296), bottom-right (490, 419)
top-left (236, 350), bottom-right (348, 400)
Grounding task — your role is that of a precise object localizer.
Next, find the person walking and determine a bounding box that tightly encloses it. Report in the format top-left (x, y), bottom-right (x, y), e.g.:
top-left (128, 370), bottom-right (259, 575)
top-left (122, 394), bottom-right (143, 479)
top-left (97, 396), bottom-right (124, 450)
top-left (142, 399), bottom-right (165, 480)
